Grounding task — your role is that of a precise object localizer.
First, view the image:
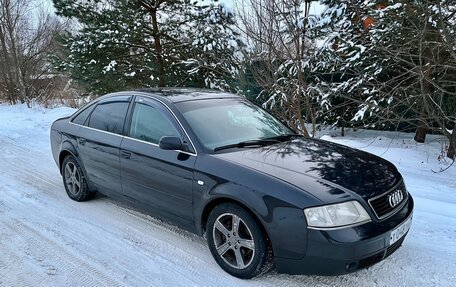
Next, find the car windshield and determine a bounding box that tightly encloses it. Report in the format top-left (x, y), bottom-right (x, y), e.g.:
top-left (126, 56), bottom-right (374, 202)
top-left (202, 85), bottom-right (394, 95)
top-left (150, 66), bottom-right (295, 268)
top-left (175, 98), bottom-right (294, 151)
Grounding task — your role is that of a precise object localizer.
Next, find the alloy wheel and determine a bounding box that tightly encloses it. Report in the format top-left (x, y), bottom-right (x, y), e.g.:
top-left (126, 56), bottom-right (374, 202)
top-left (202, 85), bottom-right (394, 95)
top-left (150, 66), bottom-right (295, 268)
top-left (64, 162), bottom-right (82, 196)
top-left (212, 213), bottom-right (256, 269)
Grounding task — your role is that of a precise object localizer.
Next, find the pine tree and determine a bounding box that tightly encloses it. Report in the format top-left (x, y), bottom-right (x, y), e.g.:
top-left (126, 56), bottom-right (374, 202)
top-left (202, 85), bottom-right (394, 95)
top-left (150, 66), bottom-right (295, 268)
top-left (312, 0), bottom-right (382, 132)
top-left (315, 0), bottom-right (456, 158)
top-left (51, 0), bottom-right (244, 95)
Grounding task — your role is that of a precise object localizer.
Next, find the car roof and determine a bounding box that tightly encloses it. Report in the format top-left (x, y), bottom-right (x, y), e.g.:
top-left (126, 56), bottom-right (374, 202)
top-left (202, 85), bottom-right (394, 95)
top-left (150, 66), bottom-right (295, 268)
top-left (123, 87), bottom-right (242, 103)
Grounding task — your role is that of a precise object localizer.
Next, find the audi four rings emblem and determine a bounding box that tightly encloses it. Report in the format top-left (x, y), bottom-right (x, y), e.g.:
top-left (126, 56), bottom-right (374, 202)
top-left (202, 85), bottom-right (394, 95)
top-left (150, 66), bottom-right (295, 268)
top-left (388, 190), bottom-right (404, 208)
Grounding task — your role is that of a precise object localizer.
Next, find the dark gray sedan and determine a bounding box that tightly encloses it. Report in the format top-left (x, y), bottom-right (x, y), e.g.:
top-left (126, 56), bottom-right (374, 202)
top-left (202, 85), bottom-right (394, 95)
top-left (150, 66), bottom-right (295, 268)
top-left (50, 88), bottom-right (413, 278)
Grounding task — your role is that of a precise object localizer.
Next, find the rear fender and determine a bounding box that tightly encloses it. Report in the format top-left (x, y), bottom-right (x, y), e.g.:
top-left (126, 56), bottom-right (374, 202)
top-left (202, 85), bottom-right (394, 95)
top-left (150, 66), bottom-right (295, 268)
top-left (59, 140), bottom-right (79, 173)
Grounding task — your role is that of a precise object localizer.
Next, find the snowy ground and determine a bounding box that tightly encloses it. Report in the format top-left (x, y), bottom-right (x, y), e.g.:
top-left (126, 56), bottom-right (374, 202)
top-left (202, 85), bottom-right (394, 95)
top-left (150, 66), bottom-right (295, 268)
top-left (0, 104), bottom-right (455, 287)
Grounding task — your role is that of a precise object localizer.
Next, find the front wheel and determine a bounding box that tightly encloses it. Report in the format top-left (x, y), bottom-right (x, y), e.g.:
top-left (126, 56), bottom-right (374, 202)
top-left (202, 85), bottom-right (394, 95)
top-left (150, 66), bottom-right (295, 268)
top-left (62, 155), bottom-right (93, 201)
top-left (206, 203), bottom-right (273, 279)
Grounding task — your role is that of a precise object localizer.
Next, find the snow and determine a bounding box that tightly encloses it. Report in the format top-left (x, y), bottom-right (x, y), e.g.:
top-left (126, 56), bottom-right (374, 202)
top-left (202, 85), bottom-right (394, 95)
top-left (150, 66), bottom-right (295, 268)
top-left (352, 105), bottom-right (368, 121)
top-left (0, 104), bottom-right (455, 286)
top-left (227, 39), bottom-right (238, 48)
top-left (103, 60), bottom-right (118, 73)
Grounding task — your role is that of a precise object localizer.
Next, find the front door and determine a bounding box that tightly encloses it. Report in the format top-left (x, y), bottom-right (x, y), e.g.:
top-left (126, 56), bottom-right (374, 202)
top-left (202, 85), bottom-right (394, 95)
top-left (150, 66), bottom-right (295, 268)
top-left (120, 96), bottom-right (196, 225)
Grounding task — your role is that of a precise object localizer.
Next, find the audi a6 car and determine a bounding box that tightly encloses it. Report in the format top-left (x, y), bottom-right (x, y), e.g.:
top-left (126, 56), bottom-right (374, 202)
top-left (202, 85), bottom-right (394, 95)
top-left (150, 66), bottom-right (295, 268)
top-left (50, 88), bottom-right (413, 278)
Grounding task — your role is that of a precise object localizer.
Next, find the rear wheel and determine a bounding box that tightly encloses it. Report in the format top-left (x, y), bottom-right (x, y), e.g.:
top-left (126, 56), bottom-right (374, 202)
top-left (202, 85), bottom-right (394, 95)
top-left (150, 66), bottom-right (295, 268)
top-left (62, 155), bottom-right (93, 201)
top-left (206, 203), bottom-right (273, 279)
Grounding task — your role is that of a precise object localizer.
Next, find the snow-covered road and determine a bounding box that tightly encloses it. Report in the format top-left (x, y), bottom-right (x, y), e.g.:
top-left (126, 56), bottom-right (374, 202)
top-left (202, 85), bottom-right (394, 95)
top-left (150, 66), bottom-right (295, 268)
top-left (0, 104), bottom-right (455, 287)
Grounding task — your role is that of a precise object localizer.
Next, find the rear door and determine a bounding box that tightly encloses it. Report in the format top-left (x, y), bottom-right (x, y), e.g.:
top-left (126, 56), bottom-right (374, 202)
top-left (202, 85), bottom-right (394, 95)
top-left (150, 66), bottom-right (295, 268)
top-left (120, 96), bottom-right (196, 226)
top-left (76, 96), bottom-right (131, 196)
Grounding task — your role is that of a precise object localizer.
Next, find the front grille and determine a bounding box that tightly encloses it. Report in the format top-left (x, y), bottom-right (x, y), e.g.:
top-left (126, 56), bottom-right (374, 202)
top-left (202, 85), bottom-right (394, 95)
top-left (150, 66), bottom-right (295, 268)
top-left (368, 181), bottom-right (408, 219)
top-left (384, 235), bottom-right (405, 258)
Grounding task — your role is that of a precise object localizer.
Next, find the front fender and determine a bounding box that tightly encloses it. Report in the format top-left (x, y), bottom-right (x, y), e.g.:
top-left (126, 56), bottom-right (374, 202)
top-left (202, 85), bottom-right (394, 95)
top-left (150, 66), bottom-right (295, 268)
top-left (194, 178), bottom-right (310, 259)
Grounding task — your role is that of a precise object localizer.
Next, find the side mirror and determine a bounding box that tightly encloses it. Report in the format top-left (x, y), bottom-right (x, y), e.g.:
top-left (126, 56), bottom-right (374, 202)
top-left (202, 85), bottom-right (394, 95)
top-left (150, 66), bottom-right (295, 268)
top-left (159, 136), bottom-right (183, 151)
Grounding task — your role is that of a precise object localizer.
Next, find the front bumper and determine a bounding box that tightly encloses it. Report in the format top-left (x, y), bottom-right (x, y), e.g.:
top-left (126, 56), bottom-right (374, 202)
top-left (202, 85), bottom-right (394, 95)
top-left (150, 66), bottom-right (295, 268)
top-left (276, 195), bottom-right (414, 275)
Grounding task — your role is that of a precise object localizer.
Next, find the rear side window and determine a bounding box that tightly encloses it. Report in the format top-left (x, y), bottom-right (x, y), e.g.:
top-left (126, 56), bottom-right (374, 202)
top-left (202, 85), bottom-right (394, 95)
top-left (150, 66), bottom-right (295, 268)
top-left (72, 104), bottom-right (95, 125)
top-left (88, 101), bottom-right (130, 135)
top-left (129, 101), bottom-right (180, 144)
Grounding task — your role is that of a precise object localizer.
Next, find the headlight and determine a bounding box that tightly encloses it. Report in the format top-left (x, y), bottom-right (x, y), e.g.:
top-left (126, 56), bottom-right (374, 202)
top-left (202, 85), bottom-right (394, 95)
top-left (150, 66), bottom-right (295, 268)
top-left (304, 201), bottom-right (371, 229)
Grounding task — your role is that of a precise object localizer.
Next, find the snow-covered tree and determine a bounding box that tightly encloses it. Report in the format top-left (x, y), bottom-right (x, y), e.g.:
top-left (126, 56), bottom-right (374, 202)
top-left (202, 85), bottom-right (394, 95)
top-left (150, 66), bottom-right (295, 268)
top-left (236, 0), bottom-right (320, 137)
top-left (310, 1), bottom-right (384, 133)
top-left (315, 0), bottom-right (456, 158)
top-left (51, 0), bottom-right (244, 94)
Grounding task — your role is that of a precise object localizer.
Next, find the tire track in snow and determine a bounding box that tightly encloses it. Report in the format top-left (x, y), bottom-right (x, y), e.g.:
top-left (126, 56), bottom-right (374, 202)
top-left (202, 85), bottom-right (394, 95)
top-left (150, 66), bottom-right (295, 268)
top-left (0, 137), bottom-right (234, 287)
top-left (1, 219), bottom-right (125, 287)
top-left (0, 135), bottom-right (251, 286)
top-left (0, 137), bottom-right (63, 189)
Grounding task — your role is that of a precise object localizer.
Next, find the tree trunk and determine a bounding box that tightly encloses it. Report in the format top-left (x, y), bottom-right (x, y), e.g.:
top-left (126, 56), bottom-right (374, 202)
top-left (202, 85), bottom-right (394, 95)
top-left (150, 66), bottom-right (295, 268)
top-left (414, 126), bottom-right (427, 143)
top-left (149, 7), bottom-right (165, 87)
top-left (0, 17), bottom-right (16, 102)
top-left (415, 34), bottom-right (434, 143)
top-left (295, 96), bottom-right (310, 138)
top-left (448, 126), bottom-right (456, 159)
top-left (4, 0), bottom-right (27, 102)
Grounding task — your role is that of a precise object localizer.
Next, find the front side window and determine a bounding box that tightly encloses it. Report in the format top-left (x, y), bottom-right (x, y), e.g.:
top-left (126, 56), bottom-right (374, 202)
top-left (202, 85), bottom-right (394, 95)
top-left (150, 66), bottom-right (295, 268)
top-left (129, 100), bottom-right (180, 144)
top-left (88, 100), bottom-right (130, 134)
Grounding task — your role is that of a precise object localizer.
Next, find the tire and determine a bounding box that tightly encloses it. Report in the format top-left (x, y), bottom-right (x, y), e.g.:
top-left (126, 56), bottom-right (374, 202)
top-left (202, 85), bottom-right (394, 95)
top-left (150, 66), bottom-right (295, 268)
top-left (206, 203), bottom-right (273, 279)
top-left (61, 155), bottom-right (93, 201)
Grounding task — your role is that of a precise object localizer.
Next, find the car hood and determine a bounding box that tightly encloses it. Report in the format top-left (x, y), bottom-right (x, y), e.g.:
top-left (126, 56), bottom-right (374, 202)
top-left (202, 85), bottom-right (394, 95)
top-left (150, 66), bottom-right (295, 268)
top-left (214, 138), bottom-right (401, 203)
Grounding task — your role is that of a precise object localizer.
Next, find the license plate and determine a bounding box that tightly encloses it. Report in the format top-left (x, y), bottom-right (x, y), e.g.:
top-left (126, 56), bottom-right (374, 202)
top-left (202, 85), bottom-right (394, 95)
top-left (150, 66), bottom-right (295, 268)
top-left (389, 216), bottom-right (412, 245)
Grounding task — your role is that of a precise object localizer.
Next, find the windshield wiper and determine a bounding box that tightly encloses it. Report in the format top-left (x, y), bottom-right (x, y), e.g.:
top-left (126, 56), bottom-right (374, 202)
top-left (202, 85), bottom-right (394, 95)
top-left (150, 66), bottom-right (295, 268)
top-left (213, 134), bottom-right (302, 152)
top-left (262, 134), bottom-right (303, 142)
top-left (213, 139), bottom-right (280, 152)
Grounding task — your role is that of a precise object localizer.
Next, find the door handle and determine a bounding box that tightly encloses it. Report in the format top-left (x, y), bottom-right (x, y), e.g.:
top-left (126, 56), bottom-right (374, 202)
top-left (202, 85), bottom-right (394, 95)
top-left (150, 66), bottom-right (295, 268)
top-left (77, 138), bottom-right (86, 145)
top-left (120, 150), bottom-right (131, 159)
